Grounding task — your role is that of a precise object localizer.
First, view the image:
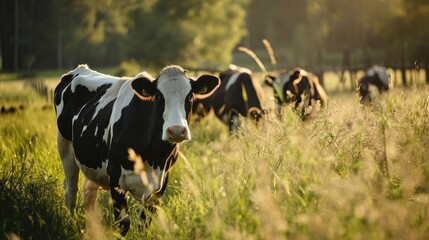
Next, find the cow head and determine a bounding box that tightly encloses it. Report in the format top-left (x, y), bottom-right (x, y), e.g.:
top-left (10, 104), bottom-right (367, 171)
top-left (131, 65), bottom-right (220, 143)
top-left (264, 70), bottom-right (291, 114)
top-left (367, 66), bottom-right (390, 91)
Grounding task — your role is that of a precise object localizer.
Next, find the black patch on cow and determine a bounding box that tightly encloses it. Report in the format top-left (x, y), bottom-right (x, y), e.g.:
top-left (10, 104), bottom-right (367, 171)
top-left (185, 92), bottom-right (194, 122)
top-left (359, 73), bottom-right (389, 98)
top-left (281, 74), bottom-right (319, 108)
top-left (54, 73), bottom-right (79, 140)
top-left (54, 74), bottom-right (76, 105)
top-left (191, 69), bottom-right (264, 126)
top-left (71, 83), bottom-right (114, 169)
top-left (110, 92), bottom-right (178, 172)
top-left (225, 72), bottom-right (263, 117)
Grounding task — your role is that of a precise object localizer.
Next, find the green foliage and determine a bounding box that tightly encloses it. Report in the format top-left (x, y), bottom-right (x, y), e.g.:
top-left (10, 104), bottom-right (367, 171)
top-left (127, 0), bottom-right (248, 69)
top-left (2, 0), bottom-right (429, 72)
top-left (0, 95), bottom-right (83, 239)
top-left (59, 0), bottom-right (131, 66)
top-left (115, 59), bottom-right (143, 77)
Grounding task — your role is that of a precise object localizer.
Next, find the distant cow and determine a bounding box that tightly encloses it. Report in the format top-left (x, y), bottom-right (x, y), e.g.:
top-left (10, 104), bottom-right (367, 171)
top-left (54, 65), bottom-right (219, 236)
top-left (358, 66), bottom-right (391, 105)
top-left (265, 68), bottom-right (327, 117)
top-left (193, 65), bottom-right (266, 132)
top-left (0, 106), bottom-right (17, 114)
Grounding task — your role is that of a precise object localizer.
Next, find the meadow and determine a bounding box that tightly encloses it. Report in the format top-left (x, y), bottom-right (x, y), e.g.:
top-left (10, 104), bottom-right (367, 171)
top-left (0, 70), bottom-right (428, 239)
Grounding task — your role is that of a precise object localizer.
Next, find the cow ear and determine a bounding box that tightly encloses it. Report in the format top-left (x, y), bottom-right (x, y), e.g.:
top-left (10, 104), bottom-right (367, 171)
top-left (291, 69), bottom-right (301, 79)
top-left (191, 74), bottom-right (220, 99)
top-left (131, 77), bottom-right (157, 101)
top-left (264, 75), bottom-right (276, 87)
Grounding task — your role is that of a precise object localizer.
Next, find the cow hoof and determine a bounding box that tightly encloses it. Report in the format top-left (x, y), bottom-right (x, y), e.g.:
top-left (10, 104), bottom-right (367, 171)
top-left (118, 215), bottom-right (131, 236)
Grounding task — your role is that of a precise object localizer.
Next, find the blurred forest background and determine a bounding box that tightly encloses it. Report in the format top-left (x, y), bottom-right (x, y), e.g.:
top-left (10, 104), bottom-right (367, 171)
top-left (1, 0), bottom-right (428, 83)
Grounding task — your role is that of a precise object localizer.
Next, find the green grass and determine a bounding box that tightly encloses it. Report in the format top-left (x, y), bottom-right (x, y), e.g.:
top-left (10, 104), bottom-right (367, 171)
top-left (0, 75), bottom-right (428, 239)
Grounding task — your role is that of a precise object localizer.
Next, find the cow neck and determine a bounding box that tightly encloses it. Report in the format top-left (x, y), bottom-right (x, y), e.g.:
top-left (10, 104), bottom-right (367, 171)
top-left (239, 76), bottom-right (263, 113)
top-left (129, 95), bottom-right (178, 170)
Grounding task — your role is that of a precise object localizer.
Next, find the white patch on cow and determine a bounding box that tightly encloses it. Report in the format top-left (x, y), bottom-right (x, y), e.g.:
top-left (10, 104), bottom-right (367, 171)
top-left (119, 167), bottom-right (164, 203)
top-left (157, 66), bottom-right (192, 141)
top-left (81, 125), bottom-right (88, 137)
top-left (94, 126), bottom-right (98, 136)
top-left (60, 65), bottom-right (127, 142)
top-left (367, 66), bottom-right (389, 86)
top-left (100, 125), bottom-right (109, 145)
top-left (92, 79), bottom-right (126, 122)
top-left (70, 66), bottom-right (121, 93)
top-left (69, 67), bottom-right (126, 124)
top-left (76, 160), bottom-right (109, 189)
top-left (110, 72), bottom-right (153, 134)
top-left (225, 67), bottom-right (253, 92)
top-left (125, 148), bottom-right (172, 203)
top-left (225, 72), bottom-right (241, 92)
top-left (56, 92), bottom-right (65, 119)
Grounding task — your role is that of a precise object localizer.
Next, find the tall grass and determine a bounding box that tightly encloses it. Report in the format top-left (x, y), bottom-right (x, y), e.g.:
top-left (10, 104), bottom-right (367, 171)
top-left (0, 89), bottom-right (83, 239)
top-left (1, 79), bottom-right (428, 239)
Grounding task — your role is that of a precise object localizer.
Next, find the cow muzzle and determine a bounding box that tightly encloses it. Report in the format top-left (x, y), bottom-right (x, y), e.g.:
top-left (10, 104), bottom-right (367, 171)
top-left (165, 125), bottom-right (189, 143)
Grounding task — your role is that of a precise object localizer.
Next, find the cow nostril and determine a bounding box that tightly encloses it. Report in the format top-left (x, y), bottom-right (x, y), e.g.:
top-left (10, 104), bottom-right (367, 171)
top-left (166, 125), bottom-right (188, 143)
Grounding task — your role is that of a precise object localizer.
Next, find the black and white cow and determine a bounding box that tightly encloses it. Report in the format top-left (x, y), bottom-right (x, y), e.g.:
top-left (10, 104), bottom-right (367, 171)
top-left (54, 64), bottom-right (219, 236)
top-left (358, 66), bottom-right (391, 105)
top-left (193, 65), bottom-right (266, 132)
top-left (265, 68), bottom-right (327, 117)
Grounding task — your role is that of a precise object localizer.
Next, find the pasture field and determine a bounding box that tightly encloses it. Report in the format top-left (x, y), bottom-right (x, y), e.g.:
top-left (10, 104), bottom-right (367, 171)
top-left (0, 72), bottom-right (428, 240)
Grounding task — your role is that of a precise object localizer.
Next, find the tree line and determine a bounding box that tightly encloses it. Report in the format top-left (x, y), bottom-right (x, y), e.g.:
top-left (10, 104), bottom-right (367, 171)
top-left (247, 0), bottom-right (429, 84)
top-left (1, 0), bottom-right (247, 71)
top-left (1, 0), bottom-right (428, 84)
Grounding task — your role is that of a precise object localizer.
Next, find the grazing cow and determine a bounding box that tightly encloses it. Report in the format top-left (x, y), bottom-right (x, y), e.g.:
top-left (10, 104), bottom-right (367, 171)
top-left (193, 65), bottom-right (266, 132)
top-left (0, 105), bottom-right (22, 115)
top-left (358, 66), bottom-right (391, 105)
top-left (265, 68), bottom-right (327, 117)
top-left (54, 64), bottom-right (220, 236)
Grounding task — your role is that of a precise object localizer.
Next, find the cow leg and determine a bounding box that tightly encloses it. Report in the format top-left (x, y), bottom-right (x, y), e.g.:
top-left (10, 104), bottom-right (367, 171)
top-left (83, 177), bottom-right (99, 210)
top-left (112, 188), bottom-right (130, 236)
top-left (57, 133), bottom-right (79, 214)
top-left (228, 110), bottom-right (241, 132)
top-left (137, 174), bottom-right (169, 230)
top-left (83, 177), bottom-right (104, 238)
top-left (137, 204), bottom-right (157, 231)
top-left (109, 177), bottom-right (130, 236)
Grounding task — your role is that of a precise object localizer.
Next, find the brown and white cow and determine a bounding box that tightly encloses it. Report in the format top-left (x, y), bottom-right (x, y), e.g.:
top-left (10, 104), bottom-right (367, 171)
top-left (54, 64), bottom-right (219, 236)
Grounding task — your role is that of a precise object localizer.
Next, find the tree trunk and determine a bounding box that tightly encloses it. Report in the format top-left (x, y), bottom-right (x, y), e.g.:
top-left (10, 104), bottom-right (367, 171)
top-left (57, 20), bottom-right (63, 70)
top-left (400, 42), bottom-right (407, 86)
top-left (316, 48), bottom-right (324, 87)
top-left (364, 47), bottom-right (372, 69)
top-left (342, 49), bottom-right (354, 90)
top-left (400, 56), bottom-right (407, 87)
top-left (425, 57), bottom-right (429, 84)
top-left (14, 0), bottom-right (19, 71)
